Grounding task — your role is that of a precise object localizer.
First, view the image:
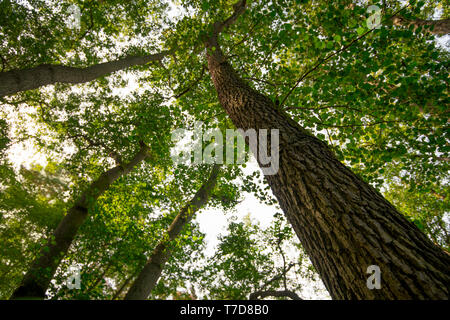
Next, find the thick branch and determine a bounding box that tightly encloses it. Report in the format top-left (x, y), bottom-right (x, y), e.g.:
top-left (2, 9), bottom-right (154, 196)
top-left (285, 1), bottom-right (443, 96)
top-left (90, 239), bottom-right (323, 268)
top-left (0, 51), bottom-right (171, 97)
top-left (392, 17), bottom-right (450, 35)
top-left (205, 0), bottom-right (247, 65)
top-left (212, 0), bottom-right (247, 36)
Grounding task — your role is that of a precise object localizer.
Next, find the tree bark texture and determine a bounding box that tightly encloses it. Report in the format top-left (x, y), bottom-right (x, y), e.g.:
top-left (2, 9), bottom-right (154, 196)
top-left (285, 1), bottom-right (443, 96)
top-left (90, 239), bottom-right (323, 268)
top-left (205, 44), bottom-right (450, 299)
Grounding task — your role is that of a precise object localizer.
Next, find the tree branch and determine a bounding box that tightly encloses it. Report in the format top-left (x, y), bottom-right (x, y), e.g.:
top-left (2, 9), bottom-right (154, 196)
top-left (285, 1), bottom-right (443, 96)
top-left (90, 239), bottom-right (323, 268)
top-left (205, 0), bottom-right (248, 62)
top-left (249, 290), bottom-right (302, 300)
top-left (392, 16), bottom-right (450, 35)
top-left (173, 65), bottom-right (206, 99)
top-left (0, 50), bottom-right (172, 97)
top-left (259, 263), bottom-right (296, 291)
top-left (212, 0), bottom-right (248, 37)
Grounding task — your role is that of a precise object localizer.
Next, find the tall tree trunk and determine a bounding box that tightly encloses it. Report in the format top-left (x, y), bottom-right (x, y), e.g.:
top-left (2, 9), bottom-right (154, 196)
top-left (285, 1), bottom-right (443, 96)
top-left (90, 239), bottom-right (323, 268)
top-left (392, 16), bottom-right (450, 35)
top-left (0, 51), bottom-right (170, 97)
top-left (10, 143), bottom-right (150, 299)
top-left (124, 164), bottom-right (220, 300)
top-left (205, 39), bottom-right (450, 299)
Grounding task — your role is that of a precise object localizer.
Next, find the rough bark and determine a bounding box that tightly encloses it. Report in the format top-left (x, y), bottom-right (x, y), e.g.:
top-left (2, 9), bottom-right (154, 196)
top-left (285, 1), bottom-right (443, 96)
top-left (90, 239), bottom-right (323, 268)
top-left (124, 164), bottom-right (220, 300)
top-left (392, 16), bottom-right (450, 35)
top-left (0, 51), bottom-right (170, 97)
top-left (10, 143), bottom-right (150, 299)
top-left (204, 5), bottom-right (450, 297)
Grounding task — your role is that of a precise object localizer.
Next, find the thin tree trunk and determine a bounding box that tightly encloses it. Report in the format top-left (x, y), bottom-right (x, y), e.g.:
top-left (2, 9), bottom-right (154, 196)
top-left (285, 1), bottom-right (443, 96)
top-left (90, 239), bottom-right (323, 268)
top-left (10, 143), bottom-right (150, 299)
top-left (203, 2), bottom-right (450, 298)
top-left (124, 164), bottom-right (220, 300)
top-left (0, 51), bottom-right (170, 97)
top-left (83, 260), bottom-right (114, 296)
top-left (112, 271), bottom-right (137, 300)
top-left (392, 16), bottom-right (450, 35)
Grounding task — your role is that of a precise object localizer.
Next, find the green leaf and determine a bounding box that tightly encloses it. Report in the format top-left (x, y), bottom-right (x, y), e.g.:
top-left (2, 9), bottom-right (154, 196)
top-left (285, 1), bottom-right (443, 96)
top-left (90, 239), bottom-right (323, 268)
top-left (357, 27), bottom-right (365, 35)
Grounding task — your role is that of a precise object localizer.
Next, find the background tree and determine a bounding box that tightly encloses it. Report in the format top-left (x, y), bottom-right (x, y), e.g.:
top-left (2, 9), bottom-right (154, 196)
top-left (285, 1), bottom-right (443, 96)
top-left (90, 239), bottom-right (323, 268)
top-left (192, 213), bottom-right (327, 300)
top-left (1, 0), bottom-right (449, 300)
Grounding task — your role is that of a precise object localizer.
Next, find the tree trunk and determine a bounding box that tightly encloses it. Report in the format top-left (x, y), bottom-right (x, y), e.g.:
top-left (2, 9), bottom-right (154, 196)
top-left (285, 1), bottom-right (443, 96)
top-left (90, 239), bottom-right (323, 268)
top-left (83, 260), bottom-right (113, 296)
top-left (111, 271), bottom-right (137, 300)
top-left (124, 164), bottom-right (220, 300)
top-left (10, 143), bottom-right (150, 299)
top-left (205, 43), bottom-right (450, 299)
top-left (392, 17), bottom-right (450, 35)
top-left (0, 51), bottom-right (169, 97)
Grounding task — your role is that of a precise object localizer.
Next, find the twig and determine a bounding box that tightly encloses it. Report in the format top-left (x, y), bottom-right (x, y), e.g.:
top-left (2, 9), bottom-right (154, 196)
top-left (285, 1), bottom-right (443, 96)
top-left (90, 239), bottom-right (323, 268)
top-left (249, 289), bottom-right (302, 300)
top-left (173, 65), bottom-right (206, 99)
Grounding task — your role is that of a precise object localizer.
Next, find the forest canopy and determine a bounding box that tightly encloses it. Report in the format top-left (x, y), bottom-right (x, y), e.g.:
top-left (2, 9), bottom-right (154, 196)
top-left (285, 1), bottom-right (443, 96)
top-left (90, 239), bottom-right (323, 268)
top-left (0, 0), bottom-right (449, 300)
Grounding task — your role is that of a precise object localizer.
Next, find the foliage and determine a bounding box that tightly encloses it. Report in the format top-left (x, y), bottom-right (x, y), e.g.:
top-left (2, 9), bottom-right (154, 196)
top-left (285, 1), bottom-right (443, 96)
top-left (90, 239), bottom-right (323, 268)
top-left (191, 213), bottom-right (327, 300)
top-left (0, 0), bottom-right (448, 299)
